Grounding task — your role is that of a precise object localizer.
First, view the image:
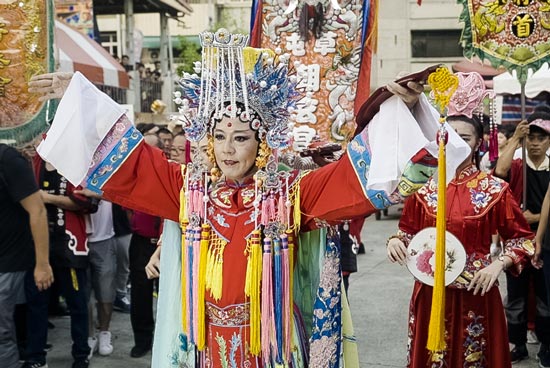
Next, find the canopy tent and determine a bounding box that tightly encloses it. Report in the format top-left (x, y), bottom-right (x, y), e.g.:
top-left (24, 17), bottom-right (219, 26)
top-left (55, 20), bottom-right (129, 89)
top-left (493, 63), bottom-right (550, 98)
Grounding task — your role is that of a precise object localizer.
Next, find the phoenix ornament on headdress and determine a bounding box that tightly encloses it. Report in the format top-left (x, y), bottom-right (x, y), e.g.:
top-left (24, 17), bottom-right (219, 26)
top-left (174, 29), bottom-right (300, 150)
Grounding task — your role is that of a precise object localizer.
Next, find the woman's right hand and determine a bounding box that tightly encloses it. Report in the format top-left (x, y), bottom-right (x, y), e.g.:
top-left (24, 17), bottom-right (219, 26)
top-left (387, 238), bottom-right (408, 265)
top-left (145, 245), bottom-right (162, 279)
top-left (28, 72), bottom-right (74, 101)
top-left (386, 80), bottom-right (425, 110)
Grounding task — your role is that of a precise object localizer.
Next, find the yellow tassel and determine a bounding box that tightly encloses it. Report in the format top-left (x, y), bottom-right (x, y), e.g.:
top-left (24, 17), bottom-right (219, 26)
top-left (287, 230), bottom-right (295, 342)
top-left (208, 238), bottom-right (226, 301)
top-left (245, 237), bottom-right (253, 295)
top-left (70, 268), bottom-right (79, 291)
top-left (197, 224), bottom-right (210, 350)
top-left (427, 122), bottom-right (447, 354)
top-left (205, 245), bottom-right (215, 291)
top-left (246, 230), bottom-right (262, 355)
top-left (292, 178), bottom-right (301, 232)
top-left (180, 164), bottom-right (189, 333)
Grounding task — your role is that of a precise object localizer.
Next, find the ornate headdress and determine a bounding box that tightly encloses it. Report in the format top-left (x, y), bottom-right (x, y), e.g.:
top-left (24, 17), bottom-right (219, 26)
top-left (435, 71), bottom-right (497, 161)
top-left (174, 29), bottom-right (299, 150)
top-left (446, 72), bottom-right (494, 118)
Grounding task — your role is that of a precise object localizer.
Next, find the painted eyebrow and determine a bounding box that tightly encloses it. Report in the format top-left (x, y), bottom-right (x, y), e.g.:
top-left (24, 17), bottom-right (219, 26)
top-left (213, 129), bottom-right (252, 134)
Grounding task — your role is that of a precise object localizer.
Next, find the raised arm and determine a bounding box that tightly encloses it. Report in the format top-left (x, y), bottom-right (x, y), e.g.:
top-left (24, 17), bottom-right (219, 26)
top-left (33, 72), bottom-right (183, 222)
top-left (493, 120), bottom-right (528, 179)
top-left (298, 89), bottom-right (468, 230)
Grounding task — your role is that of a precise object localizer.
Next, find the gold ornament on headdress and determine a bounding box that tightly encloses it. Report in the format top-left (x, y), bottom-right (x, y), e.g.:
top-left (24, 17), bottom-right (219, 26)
top-left (255, 140), bottom-right (271, 169)
top-left (206, 135), bottom-right (221, 181)
top-left (425, 66), bottom-right (459, 356)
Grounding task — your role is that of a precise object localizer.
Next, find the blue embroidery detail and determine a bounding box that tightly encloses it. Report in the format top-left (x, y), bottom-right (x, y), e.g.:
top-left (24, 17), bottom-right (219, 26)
top-left (229, 333), bottom-right (241, 368)
top-left (86, 127), bottom-right (142, 191)
top-left (347, 133), bottom-right (392, 210)
top-left (308, 235), bottom-right (342, 368)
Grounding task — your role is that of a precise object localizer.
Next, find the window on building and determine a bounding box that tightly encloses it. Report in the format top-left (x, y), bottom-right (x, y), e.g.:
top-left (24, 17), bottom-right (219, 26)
top-left (411, 30), bottom-right (463, 58)
top-left (100, 31), bottom-right (119, 57)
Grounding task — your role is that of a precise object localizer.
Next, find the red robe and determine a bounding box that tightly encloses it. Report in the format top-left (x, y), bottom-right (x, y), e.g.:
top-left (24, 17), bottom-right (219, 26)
top-left (399, 165), bottom-right (534, 368)
top-left (97, 141), bottom-right (375, 367)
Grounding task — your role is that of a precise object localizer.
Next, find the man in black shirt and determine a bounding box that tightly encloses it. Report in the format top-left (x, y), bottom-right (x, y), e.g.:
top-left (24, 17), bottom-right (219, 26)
top-left (494, 107), bottom-right (550, 366)
top-left (23, 157), bottom-right (97, 368)
top-left (0, 144), bottom-right (53, 368)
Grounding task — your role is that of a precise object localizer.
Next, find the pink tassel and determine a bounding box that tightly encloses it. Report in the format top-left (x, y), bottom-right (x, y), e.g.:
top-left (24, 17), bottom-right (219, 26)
top-left (185, 228), bottom-right (193, 337)
top-left (489, 127), bottom-right (499, 162)
top-left (281, 237), bottom-right (291, 360)
top-left (261, 193), bottom-right (269, 226)
top-left (277, 195), bottom-right (286, 225)
top-left (197, 189), bottom-right (204, 218)
top-left (261, 237), bottom-right (275, 363)
top-left (192, 227), bottom-right (201, 344)
top-left (193, 187), bottom-right (201, 214)
top-left (268, 192), bottom-right (276, 221)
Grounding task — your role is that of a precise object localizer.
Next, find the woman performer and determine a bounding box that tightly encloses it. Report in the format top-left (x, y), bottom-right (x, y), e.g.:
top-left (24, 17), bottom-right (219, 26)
top-left (31, 30), bottom-right (468, 368)
top-left (386, 72), bottom-right (535, 368)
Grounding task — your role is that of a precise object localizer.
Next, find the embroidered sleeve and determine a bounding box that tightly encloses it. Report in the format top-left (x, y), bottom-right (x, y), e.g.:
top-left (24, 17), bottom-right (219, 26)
top-left (397, 229), bottom-right (414, 248)
top-left (503, 238), bottom-right (535, 276)
top-left (496, 188), bottom-right (535, 276)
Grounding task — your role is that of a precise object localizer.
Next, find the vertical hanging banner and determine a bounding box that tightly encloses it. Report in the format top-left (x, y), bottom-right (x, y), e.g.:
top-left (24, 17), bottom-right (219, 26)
top-left (459, 0), bottom-right (550, 76)
top-left (250, 0), bottom-right (376, 143)
top-left (0, 0), bottom-right (55, 145)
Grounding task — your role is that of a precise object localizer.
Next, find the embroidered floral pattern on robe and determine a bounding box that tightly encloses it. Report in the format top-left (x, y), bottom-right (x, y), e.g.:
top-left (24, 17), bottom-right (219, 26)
top-left (309, 235), bottom-right (342, 368)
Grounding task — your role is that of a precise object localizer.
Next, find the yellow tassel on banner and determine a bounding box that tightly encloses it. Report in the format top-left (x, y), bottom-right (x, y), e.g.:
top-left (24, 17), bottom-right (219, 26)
top-left (196, 223), bottom-right (210, 350)
top-left (245, 230), bottom-right (262, 355)
top-left (427, 130), bottom-right (447, 353)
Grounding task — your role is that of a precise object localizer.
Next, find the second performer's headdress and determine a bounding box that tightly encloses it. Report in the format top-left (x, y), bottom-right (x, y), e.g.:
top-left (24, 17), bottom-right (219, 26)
top-left (446, 72), bottom-right (494, 119)
top-left (174, 29), bottom-right (299, 150)
top-left (437, 71), bottom-right (497, 161)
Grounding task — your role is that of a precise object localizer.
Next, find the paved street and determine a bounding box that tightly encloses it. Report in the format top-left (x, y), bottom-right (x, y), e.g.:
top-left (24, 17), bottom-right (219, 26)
top-left (46, 206), bottom-right (541, 367)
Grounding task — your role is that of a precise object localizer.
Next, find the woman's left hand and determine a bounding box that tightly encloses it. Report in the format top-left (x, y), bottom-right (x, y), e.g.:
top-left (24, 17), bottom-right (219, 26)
top-left (467, 260), bottom-right (504, 296)
top-left (386, 80), bottom-right (425, 110)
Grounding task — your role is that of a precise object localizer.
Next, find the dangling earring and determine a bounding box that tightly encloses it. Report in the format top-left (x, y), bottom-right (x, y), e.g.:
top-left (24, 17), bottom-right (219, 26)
top-left (206, 135), bottom-right (221, 181)
top-left (255, 140), bottom-right (271, 169)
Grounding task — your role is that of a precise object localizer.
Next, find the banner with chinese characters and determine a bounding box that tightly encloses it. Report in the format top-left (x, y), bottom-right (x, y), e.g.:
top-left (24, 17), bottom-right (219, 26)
top-left (55, 0), bottom-right (95, 39)
top-left (0, 0), bottom-right (56, 146)
top-left (459, 0), bottom-right (550, 74)
top-left (250, 0), bottom-right (376, 143)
